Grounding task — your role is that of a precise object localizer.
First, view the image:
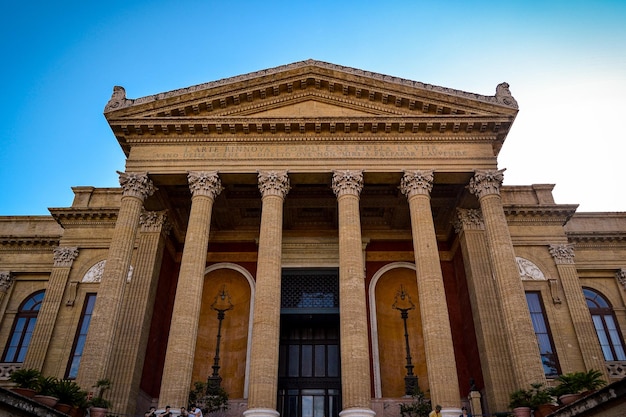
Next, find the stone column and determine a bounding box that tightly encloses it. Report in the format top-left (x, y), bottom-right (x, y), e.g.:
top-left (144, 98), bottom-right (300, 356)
top-left (0, 271), bottom-right (15, 315)
top-left (331, 170), bottom-right (374, 417)
top-left (77, 172), bottom-right (156, 388)
top-left (23, 246), bottom-right (79, 370)
top-left (245, 171), bottom-right (290, 417)
top-left (109, 211), bottom-right (171, 415)
top-left (400, 170), bottom-right (460, 415)
top-left (548, 244), bottom-right (608, 376)
top-left (454, 209), bottom-right (514, 410)
top-left (468, 169), bottom-right (545, 387)
top-left (159, 172), bottom-right (222, 408)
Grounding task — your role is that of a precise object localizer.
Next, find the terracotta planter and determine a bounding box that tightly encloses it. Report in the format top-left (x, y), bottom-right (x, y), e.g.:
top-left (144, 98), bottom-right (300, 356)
top-left (55, 403), bottom-right (73, 414)
top-left (535, 404), bottom-right (559, 417)
top-left (512, 407), bottom-right (531, 417)
top-left (559, 393), bottom-right (582, 405)
top-left (69, 406), bottom-right (85, 417)
top-left (11, 387), bottom-right (36, 398)
top-left (34, 394), bottom-right (59, 407)
top-left (90, 406), bottom-right (109, 417)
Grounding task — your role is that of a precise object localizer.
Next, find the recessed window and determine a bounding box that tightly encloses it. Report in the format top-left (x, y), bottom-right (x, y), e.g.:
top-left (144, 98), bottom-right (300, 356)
top-left (526, 291), bottom-right (560, 377)
top-left (65, 293), bottom-right (96, 379)
top-left (1, 290), bottom-right (44, 363)
top-left (584, 288), bottom-right (626, 361)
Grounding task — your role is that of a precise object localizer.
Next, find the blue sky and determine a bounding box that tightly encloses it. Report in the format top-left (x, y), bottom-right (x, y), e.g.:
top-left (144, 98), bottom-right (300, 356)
top-left (1, 1), bottom-right (625, 215)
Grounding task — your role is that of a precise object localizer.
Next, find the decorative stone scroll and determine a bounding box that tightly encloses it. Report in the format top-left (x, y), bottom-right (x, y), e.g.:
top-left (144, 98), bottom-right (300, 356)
top-left (400, 170), bottom-right (434, 198)
top-left (468, 169), bottom-right (506, 199)
top-left (82, 260), bottom-right (133, 283)
top-left (117, 171), bottom-right (157, 200)
top-left (548, 244), bottom-right (575, 265)
top-left (332, 170), bottom-right (363, 197)
top-left (516, 257), bottom-right (546, 281)
top-left (53, 246), bottom-right (79, 267)
top-left (0, 271), bottom-right (14, 293)
top-left (139, 210), bottom-right (171, 234)
top-left (616, 268), bottom-right (626, 291)
top-left (258, 170), bottom-right (290, 198)
top-left (188, 171), bottom-right (223, 199)
top-left (453, 208), bottom-right (484, 233)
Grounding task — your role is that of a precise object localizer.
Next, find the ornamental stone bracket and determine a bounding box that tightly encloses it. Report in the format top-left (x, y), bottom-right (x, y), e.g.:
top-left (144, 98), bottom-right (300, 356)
top-left (66, 281), bottom-right (79, 307)
top-left (617, 268), bottom-right (626, 291)
top-left (0, 271), bottom-right (14, 293)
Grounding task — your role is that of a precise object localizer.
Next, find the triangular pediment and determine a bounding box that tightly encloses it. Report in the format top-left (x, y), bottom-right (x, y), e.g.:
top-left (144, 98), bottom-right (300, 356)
top-left (104, 60), bottom-right (519, 156)
top-left (104, 59), bottom-right (519, 120)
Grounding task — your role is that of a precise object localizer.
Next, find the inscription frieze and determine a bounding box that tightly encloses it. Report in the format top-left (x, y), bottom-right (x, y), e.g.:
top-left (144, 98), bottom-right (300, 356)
top-left (147, 143), bottom-right (472, 161)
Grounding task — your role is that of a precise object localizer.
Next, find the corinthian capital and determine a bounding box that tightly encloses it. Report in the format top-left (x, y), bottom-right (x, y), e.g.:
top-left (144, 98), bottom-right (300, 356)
top-left (453, 208), bottom-right (484, 233)
top-left (332, 170), bottom-right (363, 197)
top-left (0, 271), bottom-right (14, 292)
top-left (117, 171), bottom-right (157, 200)
top-left (140, 210), bottom-right (171, 234)
top-left (53, 246), bottom-right (79, 267)
top-left (400, 170), bottom-right (434, 198)
top-left (188, 171), bottom-right (223, 199)
top-left (258, 171), bottom-right (290, 198)
top-left (468, 169), bottom-right (506, 199)
top-left (549, 244), bottom-right (575, 264)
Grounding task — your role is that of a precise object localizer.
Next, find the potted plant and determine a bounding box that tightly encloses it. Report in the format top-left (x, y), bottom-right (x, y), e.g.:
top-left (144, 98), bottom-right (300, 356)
top-left (508, 383), bottom-right (553, 417)
top-left (398, 386), bottom-right (431, 417)
top-left (34, 375), bottom-right (60, 407)
top-left (189, 381), bottom-right (229, 415)
top-left (552, 369), bottom-right (607, 405)
top-left (8, 368), bottom-right (42, 397)
top-left (52, 379), bottom-right (87, 413)
top-left (88, 378), bottom-right (112, 417)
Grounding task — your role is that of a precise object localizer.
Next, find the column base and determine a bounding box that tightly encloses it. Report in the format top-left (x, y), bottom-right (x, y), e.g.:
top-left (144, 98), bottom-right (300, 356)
top-left (339, 407), bottom-right (376, 417)
top-left (243, 408), bottom-right (280, 417)
top-left (440, 407), bottom-right (462, 417)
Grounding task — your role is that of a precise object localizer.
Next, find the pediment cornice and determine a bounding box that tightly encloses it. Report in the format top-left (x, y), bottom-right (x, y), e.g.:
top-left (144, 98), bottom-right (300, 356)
top-left (104, 60), bottom-right (518, 119)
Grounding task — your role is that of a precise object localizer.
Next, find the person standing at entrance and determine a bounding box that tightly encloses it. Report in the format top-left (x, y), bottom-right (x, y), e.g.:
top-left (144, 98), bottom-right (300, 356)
top-left (429, 404), bottom-right (442, 417)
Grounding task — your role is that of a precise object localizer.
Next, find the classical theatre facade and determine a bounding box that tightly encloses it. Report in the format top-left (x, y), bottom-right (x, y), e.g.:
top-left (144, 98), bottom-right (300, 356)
top-left (1, 61), bottom-right (626, 417)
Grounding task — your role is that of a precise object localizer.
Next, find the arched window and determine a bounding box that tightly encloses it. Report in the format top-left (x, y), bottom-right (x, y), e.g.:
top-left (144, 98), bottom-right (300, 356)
top-left (1, 290), bottom-right (45, 363)
top-left (584, 288), bottom-right (626, 361)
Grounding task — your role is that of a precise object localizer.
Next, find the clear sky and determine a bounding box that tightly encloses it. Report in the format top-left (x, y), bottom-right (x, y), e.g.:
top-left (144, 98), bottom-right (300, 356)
top-left (1, 1), bottom-right (625, 215)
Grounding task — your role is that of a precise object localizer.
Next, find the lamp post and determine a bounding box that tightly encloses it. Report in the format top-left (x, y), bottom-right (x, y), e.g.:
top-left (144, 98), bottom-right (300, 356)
top-left (392, 285), bottom-right (418, 395)
top-left (208, 285), bottom-right (233, 388)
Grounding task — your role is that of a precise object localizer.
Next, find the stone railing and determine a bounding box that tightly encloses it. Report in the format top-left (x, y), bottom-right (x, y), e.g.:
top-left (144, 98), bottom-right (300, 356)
top-left (606, 361), bottom-right (626, 379)
top-left (0, 363), bottom-right (21, 380)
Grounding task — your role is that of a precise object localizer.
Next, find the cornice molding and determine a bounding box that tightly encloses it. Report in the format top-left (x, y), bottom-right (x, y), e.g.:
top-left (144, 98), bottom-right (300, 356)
top-left (0, 237), bottom-right (59, 250)
top-left (49, 208), bottom-right (119, 228)
top-left (566, 232), bottom-right (626, 247)
top-left (503, 205), bottom-right (578, 225)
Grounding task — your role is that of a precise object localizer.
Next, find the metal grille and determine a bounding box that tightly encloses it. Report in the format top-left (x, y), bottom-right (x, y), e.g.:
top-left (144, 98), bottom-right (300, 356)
top-left (281, 269), bottom-right (339, 309)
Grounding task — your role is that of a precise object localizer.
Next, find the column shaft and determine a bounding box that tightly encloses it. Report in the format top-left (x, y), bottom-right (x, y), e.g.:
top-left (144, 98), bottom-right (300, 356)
top-left (401, 171), bottom-right (460, 410)
top-left (109, 211), bottom-right (169, 414)
top-left (454, 209), bottom-right (514, 410)
top-left (246, 171), bottom-right (289, 417)
top-left (77, 172), bottom-right (155, 389)
top-left (469, 170), bottom-right (545, 387)
top-left (549, 245), bottom-right (608, 375)
top-left (332, 171), bottom-right (374, 417)
top-left (160, 172), bottom-right (222, 408)
top-left (24, 247), bottom-right (79, 371)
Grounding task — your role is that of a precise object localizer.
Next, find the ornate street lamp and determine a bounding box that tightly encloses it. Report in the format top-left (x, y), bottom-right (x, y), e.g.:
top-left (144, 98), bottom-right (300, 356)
top-left (208, 285), bottom-right (234, 387)
top-left (392, 285), bottom-right (418, 396)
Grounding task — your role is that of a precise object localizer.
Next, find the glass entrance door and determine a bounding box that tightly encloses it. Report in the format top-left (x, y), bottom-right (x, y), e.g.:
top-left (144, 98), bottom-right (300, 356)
top-left (278, 314), bottom-right (341, 417)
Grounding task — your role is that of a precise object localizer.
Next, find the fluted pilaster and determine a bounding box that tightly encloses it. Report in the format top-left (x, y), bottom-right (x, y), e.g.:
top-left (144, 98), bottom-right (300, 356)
top-left (400, 170), bottom-right (460, 411)
top-left (245, 171), bottom-right (289, 417)
top-left (549, 244), bottom-right (607, 375)
top-left (77, 172), bottom-right (156, 390)
top-left (24, 246), bottom-right (79, 370)
top-left (468, 169), bottom-right (545, 387)
top-left (110, 211), bottom-right (171, 415)
top-left (331, 170), bottom-right (374, 417)
top-left (454, 209), bottom-right (514, 410)
top-left (160, 172), bottom-right (222, 408)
